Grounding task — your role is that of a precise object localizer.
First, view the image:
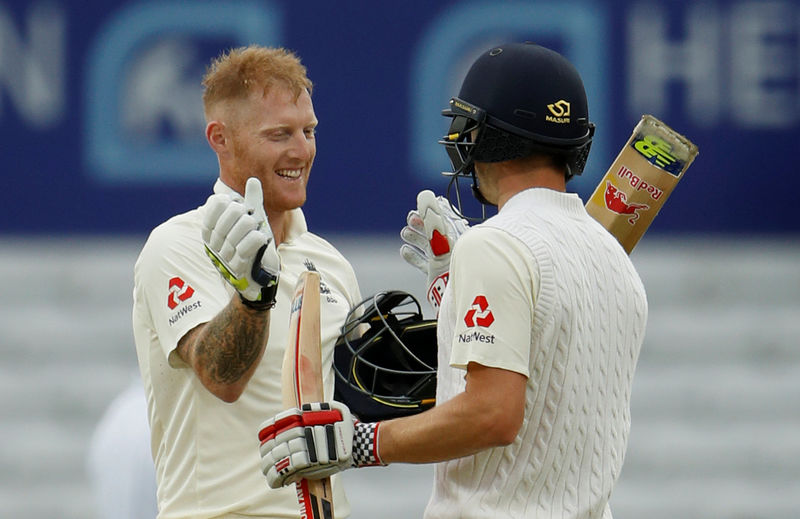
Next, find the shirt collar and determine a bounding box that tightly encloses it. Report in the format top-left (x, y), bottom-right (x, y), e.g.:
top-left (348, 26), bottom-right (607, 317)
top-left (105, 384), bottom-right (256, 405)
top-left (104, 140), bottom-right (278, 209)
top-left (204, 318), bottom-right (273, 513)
top-left (502, 187), bottom-right (585, 216)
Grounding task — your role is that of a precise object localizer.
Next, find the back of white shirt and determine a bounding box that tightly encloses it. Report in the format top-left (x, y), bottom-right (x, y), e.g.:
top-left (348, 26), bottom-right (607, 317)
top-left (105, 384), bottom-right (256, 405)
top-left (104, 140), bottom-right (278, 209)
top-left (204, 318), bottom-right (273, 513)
top-left (426, 188), bottom-right (647, 519)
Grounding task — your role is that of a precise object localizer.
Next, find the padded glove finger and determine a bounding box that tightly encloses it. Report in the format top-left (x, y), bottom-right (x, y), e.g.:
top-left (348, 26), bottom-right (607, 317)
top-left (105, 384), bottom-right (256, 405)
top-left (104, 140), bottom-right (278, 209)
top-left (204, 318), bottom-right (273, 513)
top-left (208, 203), bottom-right (248, 254)
top-left (244, 177), bottom-right (269, 229)
top-left (400, 215), bottom-right (429, 274)
top-left (219, 212), bottom-right (259, 264)
top-left (399, 243), bottom-right (427, 273)
top-left (201, 194), bottom-right (233, 246)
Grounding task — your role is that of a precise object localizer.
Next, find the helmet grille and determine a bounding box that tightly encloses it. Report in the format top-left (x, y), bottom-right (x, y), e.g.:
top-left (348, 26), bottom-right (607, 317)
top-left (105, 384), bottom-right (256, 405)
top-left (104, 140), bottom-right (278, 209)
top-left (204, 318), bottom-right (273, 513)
top-left (334, 291), bottom-right (437, 421)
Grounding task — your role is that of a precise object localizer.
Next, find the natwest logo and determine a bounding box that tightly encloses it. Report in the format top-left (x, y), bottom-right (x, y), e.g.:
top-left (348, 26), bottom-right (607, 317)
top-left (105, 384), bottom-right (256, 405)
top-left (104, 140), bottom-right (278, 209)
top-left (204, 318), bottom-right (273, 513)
top-left (167, 276), bottom-right (195, 309)
top-left (464, 295), bottom-right (494, 328)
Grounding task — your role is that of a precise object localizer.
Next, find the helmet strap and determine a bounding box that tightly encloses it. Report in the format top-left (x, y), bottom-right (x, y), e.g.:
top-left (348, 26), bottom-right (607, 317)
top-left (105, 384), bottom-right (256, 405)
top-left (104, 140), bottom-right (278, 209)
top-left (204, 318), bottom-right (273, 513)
top-left (445, 174), bottom-right (490, 223)
top-left (470, 171), bottom-right (495, 208)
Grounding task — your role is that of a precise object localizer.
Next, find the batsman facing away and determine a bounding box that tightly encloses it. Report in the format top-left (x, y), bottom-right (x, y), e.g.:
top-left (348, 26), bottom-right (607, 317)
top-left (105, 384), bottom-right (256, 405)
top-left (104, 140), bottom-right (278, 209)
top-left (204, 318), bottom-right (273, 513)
top-left (259, 42), bottom-right (650, 519)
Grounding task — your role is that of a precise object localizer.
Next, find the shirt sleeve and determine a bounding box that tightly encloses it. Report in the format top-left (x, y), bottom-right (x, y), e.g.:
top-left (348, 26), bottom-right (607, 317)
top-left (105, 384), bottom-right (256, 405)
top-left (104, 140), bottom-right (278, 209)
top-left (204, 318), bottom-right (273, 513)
top-left (447, 226), bottom-right (537, 377)
top-left (134, 215), bottom-right (231, 368)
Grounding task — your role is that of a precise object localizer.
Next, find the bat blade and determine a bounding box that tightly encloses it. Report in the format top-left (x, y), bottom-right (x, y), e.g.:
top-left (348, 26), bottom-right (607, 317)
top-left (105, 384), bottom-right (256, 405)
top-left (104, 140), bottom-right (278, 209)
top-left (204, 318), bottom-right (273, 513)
top-left (281, 271), bottom-right (335, 519)
top-left (586, 114), bottom-right (699, 254)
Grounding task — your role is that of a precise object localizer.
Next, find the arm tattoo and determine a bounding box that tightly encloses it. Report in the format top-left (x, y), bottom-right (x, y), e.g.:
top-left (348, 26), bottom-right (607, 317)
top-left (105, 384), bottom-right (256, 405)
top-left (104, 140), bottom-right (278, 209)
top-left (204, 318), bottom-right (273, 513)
top-left (195, 302), bottom-right (269, 385)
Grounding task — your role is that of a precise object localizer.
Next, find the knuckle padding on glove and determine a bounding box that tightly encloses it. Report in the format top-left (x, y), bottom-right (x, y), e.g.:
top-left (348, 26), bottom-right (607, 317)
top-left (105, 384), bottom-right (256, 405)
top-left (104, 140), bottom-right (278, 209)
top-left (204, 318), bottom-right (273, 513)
top-left (227, 213), bottom-right (258, 249)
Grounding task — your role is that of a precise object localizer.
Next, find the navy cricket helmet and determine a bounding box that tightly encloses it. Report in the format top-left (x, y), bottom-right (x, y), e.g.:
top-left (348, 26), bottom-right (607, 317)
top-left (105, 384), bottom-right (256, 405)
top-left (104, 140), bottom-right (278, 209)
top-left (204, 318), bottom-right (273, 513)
top-left (440, 42), bottom-right (595, 211)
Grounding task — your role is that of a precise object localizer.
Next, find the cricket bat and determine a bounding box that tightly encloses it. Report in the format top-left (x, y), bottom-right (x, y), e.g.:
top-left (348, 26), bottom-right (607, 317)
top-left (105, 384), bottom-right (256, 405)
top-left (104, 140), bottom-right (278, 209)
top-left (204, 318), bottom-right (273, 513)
top-left (281, 271), bottom-right (335, 519)
top-left (586, 114), bottom-right (699, 254)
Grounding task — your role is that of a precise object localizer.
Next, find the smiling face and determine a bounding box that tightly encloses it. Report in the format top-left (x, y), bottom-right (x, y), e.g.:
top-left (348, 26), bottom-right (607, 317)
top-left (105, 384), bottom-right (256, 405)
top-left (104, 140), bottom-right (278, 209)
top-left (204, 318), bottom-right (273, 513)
top-left (222, 86), bottom-right (317, 215)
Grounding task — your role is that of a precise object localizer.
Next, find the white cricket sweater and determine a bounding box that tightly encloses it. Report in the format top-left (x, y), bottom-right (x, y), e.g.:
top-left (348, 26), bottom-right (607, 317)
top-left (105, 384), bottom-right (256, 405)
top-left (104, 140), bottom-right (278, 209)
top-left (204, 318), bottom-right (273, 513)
top-left (426, 188), bottom-right (648, 519)
top-left (133, 180), bottom-right (361, 518)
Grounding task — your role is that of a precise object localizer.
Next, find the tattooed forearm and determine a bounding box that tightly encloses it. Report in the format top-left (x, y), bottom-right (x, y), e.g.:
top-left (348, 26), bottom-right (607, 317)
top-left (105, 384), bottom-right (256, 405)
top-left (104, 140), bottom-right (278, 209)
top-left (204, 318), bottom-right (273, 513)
top-left (195, 300), bottom-right (270, 385)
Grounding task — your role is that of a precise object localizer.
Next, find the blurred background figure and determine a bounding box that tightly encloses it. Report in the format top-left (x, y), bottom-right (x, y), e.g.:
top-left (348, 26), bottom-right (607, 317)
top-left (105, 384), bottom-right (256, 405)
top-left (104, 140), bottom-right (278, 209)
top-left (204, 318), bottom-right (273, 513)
top-left (86, 376), bottom-right (157, 519)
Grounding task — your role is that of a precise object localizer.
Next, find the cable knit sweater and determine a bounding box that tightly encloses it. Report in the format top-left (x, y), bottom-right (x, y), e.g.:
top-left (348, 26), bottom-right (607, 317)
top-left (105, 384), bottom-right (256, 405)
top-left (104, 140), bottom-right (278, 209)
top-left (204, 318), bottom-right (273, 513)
top-left (426, 188), bottom-right (648, 519)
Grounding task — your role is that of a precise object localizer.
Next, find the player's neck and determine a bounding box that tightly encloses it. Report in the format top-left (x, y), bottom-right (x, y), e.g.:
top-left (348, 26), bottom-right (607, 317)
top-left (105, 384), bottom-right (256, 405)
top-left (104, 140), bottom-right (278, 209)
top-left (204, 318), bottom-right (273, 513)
top-left (493, 163), bottom-right (566, 210)
top-left (267, 211), bottom-right (289, 246)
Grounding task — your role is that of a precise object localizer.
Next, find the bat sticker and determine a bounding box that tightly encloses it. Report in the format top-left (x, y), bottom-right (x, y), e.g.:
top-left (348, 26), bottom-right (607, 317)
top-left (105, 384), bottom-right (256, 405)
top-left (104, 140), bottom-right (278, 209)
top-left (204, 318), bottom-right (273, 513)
top-left (631, 133), bottom-right (684, 175)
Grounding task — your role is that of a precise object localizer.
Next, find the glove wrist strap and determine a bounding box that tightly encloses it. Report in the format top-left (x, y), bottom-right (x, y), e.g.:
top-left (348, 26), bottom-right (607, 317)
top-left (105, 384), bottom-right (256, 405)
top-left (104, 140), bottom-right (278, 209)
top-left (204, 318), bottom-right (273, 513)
top-left (240, 280), bottom-right (278, 311)
top-left (352, 421), bottom-right (385, 467)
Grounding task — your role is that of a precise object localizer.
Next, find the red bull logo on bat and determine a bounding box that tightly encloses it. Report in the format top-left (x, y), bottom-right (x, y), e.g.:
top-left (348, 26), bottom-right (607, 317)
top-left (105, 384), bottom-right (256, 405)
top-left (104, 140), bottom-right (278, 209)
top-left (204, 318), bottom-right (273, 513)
top-left (615, 165), bottom-right (664, 200)
top-left (604, 180), bottom-right (649, 225)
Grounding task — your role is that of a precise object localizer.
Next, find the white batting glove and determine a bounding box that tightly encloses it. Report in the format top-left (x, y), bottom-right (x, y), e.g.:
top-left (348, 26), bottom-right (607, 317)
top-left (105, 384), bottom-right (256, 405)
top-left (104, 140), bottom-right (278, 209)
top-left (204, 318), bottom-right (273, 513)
top-left (258, 401), bottom-right (384, 489)
top-left (201, 177), bottom-right (280, 310)
top-left (400, 190), bottom-right (468, 313)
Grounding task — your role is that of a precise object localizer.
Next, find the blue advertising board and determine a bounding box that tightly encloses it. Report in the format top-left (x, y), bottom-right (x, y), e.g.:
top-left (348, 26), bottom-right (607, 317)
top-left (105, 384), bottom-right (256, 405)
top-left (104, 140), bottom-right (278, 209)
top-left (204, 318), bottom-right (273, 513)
top-left (1, 0), bottom-right (798, 235)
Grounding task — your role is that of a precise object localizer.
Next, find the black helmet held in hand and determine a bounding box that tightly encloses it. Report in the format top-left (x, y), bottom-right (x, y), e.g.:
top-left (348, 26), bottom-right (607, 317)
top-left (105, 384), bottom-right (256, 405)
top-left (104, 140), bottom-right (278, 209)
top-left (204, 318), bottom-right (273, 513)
top-left (334, 291), bottom-right (437, 422)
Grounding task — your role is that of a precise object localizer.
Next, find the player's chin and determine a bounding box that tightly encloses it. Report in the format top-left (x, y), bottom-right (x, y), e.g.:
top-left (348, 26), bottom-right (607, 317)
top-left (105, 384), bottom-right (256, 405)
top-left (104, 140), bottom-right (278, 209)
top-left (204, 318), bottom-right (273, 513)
top-left (277, 190), bottom-right (307, 211)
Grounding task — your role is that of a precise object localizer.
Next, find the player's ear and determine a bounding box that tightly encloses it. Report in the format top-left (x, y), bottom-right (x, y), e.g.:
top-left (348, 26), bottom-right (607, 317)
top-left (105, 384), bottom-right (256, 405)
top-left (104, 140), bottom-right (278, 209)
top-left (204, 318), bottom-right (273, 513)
top-left (206, 120), bottom-right (228, 154)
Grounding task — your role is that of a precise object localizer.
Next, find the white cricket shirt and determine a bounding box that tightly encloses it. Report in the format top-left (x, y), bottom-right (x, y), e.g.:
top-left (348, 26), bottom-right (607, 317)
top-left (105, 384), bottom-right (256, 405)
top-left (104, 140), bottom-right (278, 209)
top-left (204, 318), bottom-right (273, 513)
top-left (425, 188), bottom-right (647, 519)
top-left (133, 180), bottom-right (361, 518)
